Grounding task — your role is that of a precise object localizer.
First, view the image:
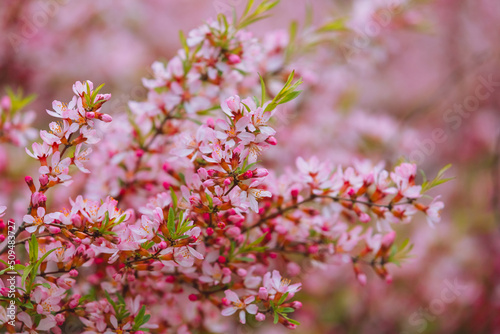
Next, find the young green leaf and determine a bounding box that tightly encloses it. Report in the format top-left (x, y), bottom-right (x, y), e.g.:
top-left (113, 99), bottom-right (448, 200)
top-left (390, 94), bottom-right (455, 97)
top-left (167, 208), bottom-right (175, 236)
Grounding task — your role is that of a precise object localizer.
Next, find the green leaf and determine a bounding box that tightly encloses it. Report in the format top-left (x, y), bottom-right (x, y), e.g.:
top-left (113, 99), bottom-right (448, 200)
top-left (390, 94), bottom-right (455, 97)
top-left (259, 73), bottom-right (266, 107)
top-left (5, 87), bottom-right (36, 114)
top-left (421, 164), bottom-right (454, 193)
top-left (167, 208), bottom-right (175, 236)
top-left (21, 264), bottom-right (34, 290)
top-left (178, 172), bottom-right (186, 185)
top-left (264, 70), bottom-right (302, 112)
top-left (277, 90), bottom-right (302, 104)
top-left (273, 311), bottom-right (279, 324)
top-left (237, 0), bottom-right (279, 29)
top-left (170, 188), bottom-right (178, 209)
top-left (206, 192), bottom-right (213, 209)
top-left (278, 291), bottom-right (289, 305)
top-left (279, 307), bottom-right (295, 313)
top-left (91, 83), bottom-right (105, 103)
top-left (285, 317), bottom-right (301, 325)
top-left (30, 234), bottom-right (38, 263)
top-left (30, 247), bottom-right (61, 289)
top-left (388, 238), bottom-right (414, 267)
top-left (437, 163), bottom-right (452, 178)
top-left (316, 18), bottom-right (348, 33)
top-left (243, 0), bottom-right (255, 16)
top-left (104, 291), bottom-right (118, 312)
top-left (179, 30), bottom-right (190, 54)
top-left (285, 20), bottom-right (298, 59)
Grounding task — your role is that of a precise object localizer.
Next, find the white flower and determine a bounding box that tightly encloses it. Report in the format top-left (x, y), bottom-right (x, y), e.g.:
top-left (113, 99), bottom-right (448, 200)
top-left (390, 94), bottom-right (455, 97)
top-left (221, 290), bottom-right (258, 324)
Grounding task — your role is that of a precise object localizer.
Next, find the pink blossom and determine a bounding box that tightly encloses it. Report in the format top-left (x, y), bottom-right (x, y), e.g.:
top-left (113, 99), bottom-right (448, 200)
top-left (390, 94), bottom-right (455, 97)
top-left (221, 290), bottom-right (258, 324)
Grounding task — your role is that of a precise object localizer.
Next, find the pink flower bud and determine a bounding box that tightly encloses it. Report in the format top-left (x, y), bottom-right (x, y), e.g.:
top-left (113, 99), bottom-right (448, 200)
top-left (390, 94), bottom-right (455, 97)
top-left (308, 245), bottom-right (319, 254)
top-left (158, 241), bottom-right (167, 249)
top-left (223, 178), bottom-right (232, 186)
top-left (291, 188), bottom-right (299, 197)
top-left (100, 113), bottom-right (113, 122)
top-left (226, 96), bottom-right (240, 112)
top-left (266, 136), bottom-right (277, 145)
top-left (258, 287), bottom-right (268, 301)
top-left (162, 162), bottom-right (172, 173)
top-left (256, 313), bottom-right (266, 321)
top-left (274, 225), bottom-right (287, 234)
top-left (204, 179), bottom-right (216, 187)
top-left (206, 118), bottom-right (215, 128)
top-left (285, 322), bottom-right (297, 329)
top-left (291, 301), bottom-right (302, 310)
top-left (0, 287), bottom-right (9, 296)
top-left (197, 167), bottom-right (208, 178)
top-left (55, 313), bottom-right (65, 325)
top-left (189, 196), bottom-right (202, 207)
top-left (243, 170), bottom-right (253, 179)
top-left (347, 188), bottom-right (356, 197)
top-left (69, 294), bottom-right (81, 308)
top-left (227, 54), bottom-right (241, 64)
top-left (162, 182), bottom-right (170, 190)
top-left (69, 269), bottom-right (79, 277)
top-left (359, 212), bottom-right (371, 223)
top-left (381, 231), bottom-right (396, 249)
top-left (188, 294), bottom-right (198, 301)
top-left (1, 96), bottom-right (11, 110)
top-left (135, 149), bottom-right (144, 157)
top-left (206, 227), bottom-right (214, 236)
top-left (253, 168), bottom-right (269, 177)
top-left (166, 275), bottom-right (176, 283)
top-left (48, 226), bottom-right (61, 234)
top-left (237, 268), bottom-right (247, 277)
top-left (357, 273), bottom-right (367, 286)
top-left (151, 261), bottom-right (165, 271)
top-left (71, 214), bottom-right (82, 228)
top-left (269, 252), bottom-right (277, 259)
top-left (39, 174), bottom-right (49, 186)
top-left (221, 297), bottom-right (230, 306)
top-left (86, 112), bottom-right (95, 119)
top-left (0, 235), bottom-right (5, 242)
top-left (226, 226), bottom-right (241, 238)
top-left (218, 255), bottom-right (226, 263)
top-left (222, 267), bottom-right (232, 276)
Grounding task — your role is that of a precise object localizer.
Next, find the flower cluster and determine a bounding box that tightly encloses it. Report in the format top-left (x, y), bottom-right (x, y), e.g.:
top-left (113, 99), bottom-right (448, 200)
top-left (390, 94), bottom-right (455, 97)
top-left (0, 2), bottom-right (450, 333)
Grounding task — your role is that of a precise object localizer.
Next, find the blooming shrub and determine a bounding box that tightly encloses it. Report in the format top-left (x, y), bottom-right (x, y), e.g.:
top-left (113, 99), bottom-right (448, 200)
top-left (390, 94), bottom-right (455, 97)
top-left (0, 1), bottom-right (451, 333)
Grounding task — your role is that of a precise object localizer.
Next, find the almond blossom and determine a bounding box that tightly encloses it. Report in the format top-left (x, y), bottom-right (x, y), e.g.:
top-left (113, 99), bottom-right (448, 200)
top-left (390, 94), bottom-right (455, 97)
top-left (221, 290), bottom-right (258, 324)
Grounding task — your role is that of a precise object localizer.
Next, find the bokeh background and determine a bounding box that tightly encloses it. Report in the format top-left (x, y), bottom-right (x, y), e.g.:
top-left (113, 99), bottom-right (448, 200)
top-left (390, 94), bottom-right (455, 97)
top-left (1, 0), bottom-right (499, 333)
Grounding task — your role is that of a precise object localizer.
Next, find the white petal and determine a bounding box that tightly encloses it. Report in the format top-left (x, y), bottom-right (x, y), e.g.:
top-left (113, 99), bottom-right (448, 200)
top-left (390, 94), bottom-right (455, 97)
top-left (221, 307), bottom-right (237, 316)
